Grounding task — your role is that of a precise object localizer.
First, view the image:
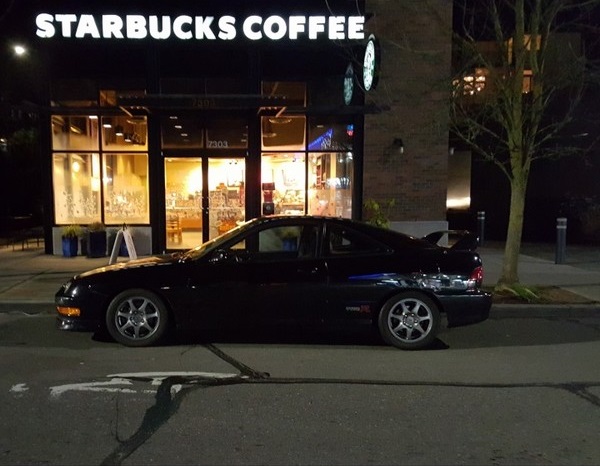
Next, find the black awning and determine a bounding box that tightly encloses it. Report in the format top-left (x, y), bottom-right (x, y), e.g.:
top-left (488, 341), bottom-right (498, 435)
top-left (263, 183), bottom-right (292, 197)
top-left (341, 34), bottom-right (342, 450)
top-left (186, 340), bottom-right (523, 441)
top-left (117, 94), bottom-right (290, 111)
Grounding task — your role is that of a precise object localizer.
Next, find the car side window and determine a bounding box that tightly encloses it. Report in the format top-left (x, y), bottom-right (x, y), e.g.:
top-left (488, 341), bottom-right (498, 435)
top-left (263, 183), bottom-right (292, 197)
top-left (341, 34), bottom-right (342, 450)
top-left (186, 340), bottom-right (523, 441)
top-left (227, 225), bottom-right (319, 262)
top-left (325, 224), bottom-right (386, 256)
top-left (258, 226), bottom-right (302, 252)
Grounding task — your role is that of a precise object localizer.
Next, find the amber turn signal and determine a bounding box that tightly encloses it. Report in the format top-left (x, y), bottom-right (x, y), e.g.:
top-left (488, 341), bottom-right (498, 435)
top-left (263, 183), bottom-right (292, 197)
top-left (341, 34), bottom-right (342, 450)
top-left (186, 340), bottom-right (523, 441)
top-left (56, 306), bottom-right (81, 317)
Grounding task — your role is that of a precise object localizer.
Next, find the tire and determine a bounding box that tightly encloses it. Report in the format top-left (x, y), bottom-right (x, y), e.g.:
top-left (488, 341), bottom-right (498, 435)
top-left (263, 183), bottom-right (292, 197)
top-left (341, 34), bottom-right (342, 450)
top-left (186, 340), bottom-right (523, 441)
top-left (105, 289), bottom-right (169, 347)
top-left (377, 292), bottom-right (441, 350)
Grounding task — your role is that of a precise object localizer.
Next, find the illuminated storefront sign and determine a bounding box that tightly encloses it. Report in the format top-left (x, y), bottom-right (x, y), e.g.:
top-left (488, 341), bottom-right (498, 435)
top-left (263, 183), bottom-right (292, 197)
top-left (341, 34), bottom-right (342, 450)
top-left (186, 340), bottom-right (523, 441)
top-left (35, 14), bottom-right (365, 41)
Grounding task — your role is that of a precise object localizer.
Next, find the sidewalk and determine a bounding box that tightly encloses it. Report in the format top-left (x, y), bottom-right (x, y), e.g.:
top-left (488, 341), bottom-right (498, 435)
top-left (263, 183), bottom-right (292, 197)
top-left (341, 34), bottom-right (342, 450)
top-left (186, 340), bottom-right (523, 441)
top-left (480, 241), bottom-right (600, 303)
top-left (0, 245), bottom-right (129, 313)
top-left (0, 241), bottom-right (599, 316)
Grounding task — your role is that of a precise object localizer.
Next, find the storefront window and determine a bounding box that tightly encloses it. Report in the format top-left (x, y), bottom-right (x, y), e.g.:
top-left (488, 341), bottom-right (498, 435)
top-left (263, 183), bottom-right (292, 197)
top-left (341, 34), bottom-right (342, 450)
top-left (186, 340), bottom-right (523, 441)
top-left (51, 115), bottom-right (99, 151)
top-left (261, 116), bottom-right (306, 150)
top-left (52, 153), bottom-right (101, 224)
top-left (161, 115), bottom-right (203, 149)
top-left (261, 81), bottom-right (307, 151)
top-left (261, 153), bottom-right (306, 215)
top-left (103, 153), bottom-right (149, 224)
top-left (308, 152), bottom-right (353, 218)
top-left (308, 121), bottom-right (354, 151)
top-left (100, 89), bottom-right (146, 107)
top-left (102, 116), bottom-right (148, 151)
top-left (206, 118), bottom-right (248, 149)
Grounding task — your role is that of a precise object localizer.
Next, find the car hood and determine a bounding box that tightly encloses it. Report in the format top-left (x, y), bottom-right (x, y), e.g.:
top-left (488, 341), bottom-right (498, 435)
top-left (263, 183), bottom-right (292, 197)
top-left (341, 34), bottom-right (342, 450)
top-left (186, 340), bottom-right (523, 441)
top-left (77, 255), bottom-right (178, 279)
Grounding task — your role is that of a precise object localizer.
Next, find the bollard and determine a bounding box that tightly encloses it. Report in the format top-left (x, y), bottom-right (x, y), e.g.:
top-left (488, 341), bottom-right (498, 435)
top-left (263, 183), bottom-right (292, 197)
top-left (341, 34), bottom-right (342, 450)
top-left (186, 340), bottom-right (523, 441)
top-left (477, 211), bottom-right (485, 246)
top-left (555, 217), bottom-right (567, 264)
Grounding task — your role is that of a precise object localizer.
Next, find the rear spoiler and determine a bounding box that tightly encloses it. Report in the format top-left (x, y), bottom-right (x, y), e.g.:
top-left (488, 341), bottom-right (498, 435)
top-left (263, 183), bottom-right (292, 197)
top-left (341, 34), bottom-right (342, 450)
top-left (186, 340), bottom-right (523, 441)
top-left (422, 230), bottom-right (479, 251)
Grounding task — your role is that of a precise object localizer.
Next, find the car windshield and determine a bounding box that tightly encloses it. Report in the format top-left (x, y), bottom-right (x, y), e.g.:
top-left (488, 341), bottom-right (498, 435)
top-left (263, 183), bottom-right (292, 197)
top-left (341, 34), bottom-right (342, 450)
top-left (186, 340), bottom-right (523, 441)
top-left (179, 219), bottom-right (255, 261)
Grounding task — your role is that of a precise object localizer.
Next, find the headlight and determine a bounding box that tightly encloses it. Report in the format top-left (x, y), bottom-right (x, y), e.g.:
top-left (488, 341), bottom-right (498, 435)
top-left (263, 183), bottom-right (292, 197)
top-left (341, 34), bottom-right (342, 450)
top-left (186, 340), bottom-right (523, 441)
top-left (59, 280), bottom-right (74, 295)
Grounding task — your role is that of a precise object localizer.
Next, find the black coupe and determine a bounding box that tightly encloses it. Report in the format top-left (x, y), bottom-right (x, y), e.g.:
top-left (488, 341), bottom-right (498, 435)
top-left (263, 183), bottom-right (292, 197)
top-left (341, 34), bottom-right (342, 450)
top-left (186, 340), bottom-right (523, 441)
top-left (56, 216), bottom-right (492, 349)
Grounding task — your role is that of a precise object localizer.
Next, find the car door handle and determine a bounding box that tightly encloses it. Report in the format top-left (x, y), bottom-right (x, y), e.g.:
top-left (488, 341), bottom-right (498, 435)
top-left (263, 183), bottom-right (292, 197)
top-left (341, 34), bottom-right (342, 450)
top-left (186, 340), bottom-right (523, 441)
top-left (297, 267), bottom-right (321, 275)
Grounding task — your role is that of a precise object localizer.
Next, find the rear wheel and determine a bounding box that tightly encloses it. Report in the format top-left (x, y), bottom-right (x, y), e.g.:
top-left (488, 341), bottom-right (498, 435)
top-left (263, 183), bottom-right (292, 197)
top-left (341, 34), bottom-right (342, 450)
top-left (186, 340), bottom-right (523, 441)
top-left (105, 289), bottom-right (169, 347)
top-left (377, 292), bottom-right (440, 350)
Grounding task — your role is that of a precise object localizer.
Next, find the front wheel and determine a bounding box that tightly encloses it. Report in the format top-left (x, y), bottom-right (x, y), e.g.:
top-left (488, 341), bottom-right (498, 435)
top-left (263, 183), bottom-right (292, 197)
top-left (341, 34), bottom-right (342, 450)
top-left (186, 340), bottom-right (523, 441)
top-left (105, 289), bottom-right (169, 347)
top-left (377, 292), bottom-right (441, 350)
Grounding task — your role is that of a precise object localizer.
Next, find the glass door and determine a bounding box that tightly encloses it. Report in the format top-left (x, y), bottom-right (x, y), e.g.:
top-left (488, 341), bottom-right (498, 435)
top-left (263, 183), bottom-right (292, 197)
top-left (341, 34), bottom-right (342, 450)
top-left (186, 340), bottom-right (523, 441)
top-left (164, 157), bottom-right (246, 249)
top-left (207, 157), bottom-right (245, 240)
top-left (165, 157), bottom-right (203, 250)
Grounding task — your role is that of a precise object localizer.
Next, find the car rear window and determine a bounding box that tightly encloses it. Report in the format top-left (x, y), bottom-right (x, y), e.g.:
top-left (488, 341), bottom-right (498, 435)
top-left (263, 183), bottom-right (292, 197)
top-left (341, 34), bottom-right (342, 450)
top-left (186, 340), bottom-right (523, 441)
top-left (324, 224), bottom-right (388, 256)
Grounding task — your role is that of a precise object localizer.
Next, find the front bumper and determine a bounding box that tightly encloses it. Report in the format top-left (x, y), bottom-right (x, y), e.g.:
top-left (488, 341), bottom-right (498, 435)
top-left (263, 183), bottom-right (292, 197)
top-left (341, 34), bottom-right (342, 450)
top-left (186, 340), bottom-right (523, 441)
top-left (56, 315), bottom-right (102, 332)
top-left (55, 290), bottom-right (104, 333)
top-left (438, 291), bottom-right (492, 327)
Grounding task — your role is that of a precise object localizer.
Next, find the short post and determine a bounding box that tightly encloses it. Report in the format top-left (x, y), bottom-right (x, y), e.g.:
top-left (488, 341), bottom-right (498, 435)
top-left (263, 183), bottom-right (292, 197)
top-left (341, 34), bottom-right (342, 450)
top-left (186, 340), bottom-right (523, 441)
top-left (555, 217), bottom-right (567, 264)
top-left (477, 211), bottom-right (485, 246)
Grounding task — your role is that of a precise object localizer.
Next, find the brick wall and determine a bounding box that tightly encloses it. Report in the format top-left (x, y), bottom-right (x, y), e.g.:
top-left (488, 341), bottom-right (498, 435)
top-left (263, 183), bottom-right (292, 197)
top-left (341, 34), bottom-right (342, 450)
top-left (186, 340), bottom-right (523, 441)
top-left (363, 0), bottom-right (452, 222)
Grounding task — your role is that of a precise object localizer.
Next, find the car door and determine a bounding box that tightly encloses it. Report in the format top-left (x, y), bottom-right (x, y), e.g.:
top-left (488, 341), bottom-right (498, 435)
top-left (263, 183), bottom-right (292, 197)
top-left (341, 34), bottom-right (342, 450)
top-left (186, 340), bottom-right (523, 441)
top-left (174, 253), bottom-right (252, 331)
top-left (239, 220), bottom-right (327, 326)
top-left (189, 219), bottom-right (328, 328)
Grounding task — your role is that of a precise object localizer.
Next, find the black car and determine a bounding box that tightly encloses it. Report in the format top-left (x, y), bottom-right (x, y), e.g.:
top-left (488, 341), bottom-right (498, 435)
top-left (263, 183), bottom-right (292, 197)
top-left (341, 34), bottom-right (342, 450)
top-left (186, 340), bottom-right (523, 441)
top-left (56, 216), bottom-right (491, 349)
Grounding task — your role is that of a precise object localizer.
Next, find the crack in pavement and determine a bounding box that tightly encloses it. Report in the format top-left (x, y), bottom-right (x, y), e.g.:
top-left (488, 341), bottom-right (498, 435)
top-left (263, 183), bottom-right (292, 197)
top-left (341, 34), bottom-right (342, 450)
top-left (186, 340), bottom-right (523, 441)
top-left (101, 374), bottom-right (244, 466)
top-left (99, 345), bottom-right (600, 465)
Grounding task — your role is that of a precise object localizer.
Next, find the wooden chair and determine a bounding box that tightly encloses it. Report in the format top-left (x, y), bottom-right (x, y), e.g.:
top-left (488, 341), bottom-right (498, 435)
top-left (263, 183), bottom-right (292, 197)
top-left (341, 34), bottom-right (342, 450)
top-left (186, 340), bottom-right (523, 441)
top-left (166, 215), bottom-right (183, 244)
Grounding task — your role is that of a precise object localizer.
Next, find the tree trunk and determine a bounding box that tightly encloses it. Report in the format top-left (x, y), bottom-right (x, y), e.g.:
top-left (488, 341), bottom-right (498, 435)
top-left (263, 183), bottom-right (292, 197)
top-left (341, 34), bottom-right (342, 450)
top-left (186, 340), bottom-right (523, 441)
top-left (498, 175), bottom-right (527, 286)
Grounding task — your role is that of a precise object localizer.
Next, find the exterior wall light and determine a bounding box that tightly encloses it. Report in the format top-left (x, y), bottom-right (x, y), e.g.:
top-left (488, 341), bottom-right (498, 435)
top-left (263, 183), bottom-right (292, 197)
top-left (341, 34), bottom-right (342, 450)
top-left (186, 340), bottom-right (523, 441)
top-left (13, 45), bottom-right (26, 56)
top-left (393, 138), bottom-right (404, 154)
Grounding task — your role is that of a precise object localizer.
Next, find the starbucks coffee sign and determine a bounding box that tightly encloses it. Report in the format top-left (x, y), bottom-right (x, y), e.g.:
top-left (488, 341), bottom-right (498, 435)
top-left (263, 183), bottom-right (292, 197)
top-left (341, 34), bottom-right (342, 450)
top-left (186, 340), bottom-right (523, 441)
top-left (35, 14), bottom-right (365, 41)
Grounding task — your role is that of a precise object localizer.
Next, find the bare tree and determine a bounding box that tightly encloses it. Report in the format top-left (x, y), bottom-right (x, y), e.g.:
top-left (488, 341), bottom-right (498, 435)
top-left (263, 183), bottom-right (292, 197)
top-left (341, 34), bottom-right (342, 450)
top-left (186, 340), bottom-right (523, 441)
top-left (451, 0), bottom-right (600, 286)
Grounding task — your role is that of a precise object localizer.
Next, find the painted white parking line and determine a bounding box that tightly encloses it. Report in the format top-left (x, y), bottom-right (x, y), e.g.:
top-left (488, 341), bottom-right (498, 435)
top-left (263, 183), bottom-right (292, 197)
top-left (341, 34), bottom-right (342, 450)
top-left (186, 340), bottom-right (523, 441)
top-left (47, 372), bottom-right (243, 398)
top-left (50, 378), bottom-right (136, 398)
top-left (10, 383), bottom-right (29, 394)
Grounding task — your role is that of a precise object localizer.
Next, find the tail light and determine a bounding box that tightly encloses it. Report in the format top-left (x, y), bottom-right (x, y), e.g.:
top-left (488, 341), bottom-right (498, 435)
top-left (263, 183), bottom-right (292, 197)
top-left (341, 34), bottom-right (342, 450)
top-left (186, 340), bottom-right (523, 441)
top-left (470, 266), bottom-right (484, 288)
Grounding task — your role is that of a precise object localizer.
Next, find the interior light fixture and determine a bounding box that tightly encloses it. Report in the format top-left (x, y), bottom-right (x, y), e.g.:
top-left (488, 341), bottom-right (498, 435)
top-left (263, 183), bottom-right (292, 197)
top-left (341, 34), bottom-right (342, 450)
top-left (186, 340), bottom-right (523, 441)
top-left (268, 107), bottom-right (292, 124)
top-left (262, 120), bottom-right (277, 138)
top-left (269, 116), bottom-right (292, 124)
top-left (115, 125), bottom-right (124, 136)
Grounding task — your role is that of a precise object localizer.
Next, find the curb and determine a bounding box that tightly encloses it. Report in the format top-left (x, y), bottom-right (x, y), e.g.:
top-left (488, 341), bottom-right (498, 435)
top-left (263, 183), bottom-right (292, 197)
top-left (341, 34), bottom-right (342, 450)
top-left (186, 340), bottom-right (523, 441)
top-left (2, 302), bottom-right (600, 318)
top-left (0, 302), bottom-right (55, 314)
top-left (490, 303), bottom-right (600, 318)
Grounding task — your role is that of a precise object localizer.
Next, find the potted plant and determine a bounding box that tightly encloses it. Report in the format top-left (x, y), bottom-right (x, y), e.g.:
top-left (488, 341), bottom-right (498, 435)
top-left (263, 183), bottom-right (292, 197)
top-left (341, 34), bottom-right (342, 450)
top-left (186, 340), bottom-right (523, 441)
top-left (61, 224), bottom-right (83, 257)
top-left (86, 221), bottom-right (107, 258)
top-left (363, 198), bottom-right (395, 229)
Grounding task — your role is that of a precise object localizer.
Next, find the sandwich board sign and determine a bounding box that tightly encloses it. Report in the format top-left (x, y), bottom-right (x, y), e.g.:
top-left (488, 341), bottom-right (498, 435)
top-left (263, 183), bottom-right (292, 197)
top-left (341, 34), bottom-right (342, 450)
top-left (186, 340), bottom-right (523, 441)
top-left (109, 225), bottom-right (137, 265)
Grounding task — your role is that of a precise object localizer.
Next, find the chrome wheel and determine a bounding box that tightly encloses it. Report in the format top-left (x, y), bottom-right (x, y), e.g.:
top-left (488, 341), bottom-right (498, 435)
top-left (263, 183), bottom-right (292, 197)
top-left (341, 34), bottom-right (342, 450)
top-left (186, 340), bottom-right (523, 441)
top-left (106, 290), bottom-right (168, 346)
top-left (378, 292), bottom-right (440, 350)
